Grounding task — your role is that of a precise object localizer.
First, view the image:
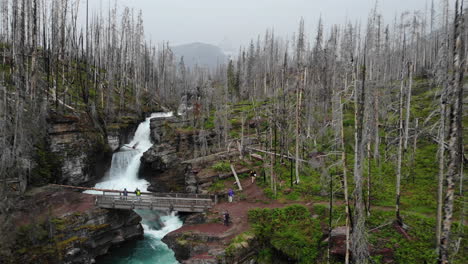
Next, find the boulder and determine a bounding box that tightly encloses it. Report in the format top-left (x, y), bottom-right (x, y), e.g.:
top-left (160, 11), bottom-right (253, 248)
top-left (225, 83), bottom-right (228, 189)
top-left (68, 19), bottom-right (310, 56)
top-left (140, 144), bottom-right (178, 172)
top-left (184, 213), bottom-right (207, 225)
top-left (162, 231), bottom-right (220, 262)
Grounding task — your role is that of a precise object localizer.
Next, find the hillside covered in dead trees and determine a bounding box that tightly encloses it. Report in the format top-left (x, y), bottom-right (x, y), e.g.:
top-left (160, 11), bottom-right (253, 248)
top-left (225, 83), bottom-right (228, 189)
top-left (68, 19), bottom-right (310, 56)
top-left (0, 0), bottom-right (466, 264)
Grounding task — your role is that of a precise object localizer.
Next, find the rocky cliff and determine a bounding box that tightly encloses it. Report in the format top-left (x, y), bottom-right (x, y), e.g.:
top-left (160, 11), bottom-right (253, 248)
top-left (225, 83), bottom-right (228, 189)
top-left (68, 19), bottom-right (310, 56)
top-left (46, 114), bottom-right (112, 187)
top-left (0, 185), bottom-right (143, 264)
top-left (140, 116), bottom-right (218, 193)
top-left (106, 115), bottom-right (142, 152)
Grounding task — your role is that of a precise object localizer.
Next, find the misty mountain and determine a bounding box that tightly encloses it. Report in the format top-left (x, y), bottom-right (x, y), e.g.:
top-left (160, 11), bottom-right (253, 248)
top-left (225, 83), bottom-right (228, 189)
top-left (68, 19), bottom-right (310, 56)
top-left (172, 42), bottom-right (227, 69)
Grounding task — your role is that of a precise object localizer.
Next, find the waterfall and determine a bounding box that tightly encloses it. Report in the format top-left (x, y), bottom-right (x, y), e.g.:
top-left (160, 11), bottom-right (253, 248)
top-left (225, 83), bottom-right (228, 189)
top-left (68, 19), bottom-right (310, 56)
top-left (87, 112), bottom-right (182, 264)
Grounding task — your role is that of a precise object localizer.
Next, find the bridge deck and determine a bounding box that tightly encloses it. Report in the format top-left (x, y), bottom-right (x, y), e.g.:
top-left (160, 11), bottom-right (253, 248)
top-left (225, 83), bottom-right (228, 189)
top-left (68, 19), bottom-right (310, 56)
top-left (49, 184), bottom-right (215, 213)
top-left (95, 194), bottom-right (214, 213)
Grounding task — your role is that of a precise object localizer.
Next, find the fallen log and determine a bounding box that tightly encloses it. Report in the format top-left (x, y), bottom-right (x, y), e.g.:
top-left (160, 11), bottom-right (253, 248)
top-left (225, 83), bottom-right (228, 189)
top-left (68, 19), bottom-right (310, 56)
top-left (250, 153), bottom-right (264, 161)
top-left (230, 164), bottom-right (243, 191)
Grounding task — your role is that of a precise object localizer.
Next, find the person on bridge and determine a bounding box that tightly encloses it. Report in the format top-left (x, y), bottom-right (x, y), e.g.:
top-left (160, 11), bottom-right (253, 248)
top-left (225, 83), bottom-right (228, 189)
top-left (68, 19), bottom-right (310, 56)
top-left (228, 189), bottom-right (234, 203)
top-left (135, 188), bottom-right (142, 201)
top-left (123, 188), bottom-right (128, 200)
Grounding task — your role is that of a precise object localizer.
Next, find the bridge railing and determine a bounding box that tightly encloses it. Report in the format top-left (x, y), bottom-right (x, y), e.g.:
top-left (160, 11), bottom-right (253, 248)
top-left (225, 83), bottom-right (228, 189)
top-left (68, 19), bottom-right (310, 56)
top-left (95, 194), bottom-right (213, 211)
top-left (49, 184), bottom-right (216, 211)
top-left (101, 191), bottom-right (213, 201)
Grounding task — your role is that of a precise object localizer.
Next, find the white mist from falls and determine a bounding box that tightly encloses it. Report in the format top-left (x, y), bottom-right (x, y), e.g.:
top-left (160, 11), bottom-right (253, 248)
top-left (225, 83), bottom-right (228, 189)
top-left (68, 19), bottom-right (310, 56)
top-left (86, 112), bottom-right (182, 264)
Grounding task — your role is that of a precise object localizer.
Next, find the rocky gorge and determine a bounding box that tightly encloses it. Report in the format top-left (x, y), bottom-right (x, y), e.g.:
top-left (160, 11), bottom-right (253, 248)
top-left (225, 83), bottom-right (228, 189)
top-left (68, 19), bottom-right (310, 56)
top-left (0, 185), bottom-right (144, 264)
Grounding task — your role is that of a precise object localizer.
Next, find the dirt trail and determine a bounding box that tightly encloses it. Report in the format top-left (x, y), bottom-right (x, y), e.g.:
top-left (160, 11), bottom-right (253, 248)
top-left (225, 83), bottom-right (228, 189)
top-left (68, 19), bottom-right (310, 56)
top-left (171, 178), bottom-right (301, 244)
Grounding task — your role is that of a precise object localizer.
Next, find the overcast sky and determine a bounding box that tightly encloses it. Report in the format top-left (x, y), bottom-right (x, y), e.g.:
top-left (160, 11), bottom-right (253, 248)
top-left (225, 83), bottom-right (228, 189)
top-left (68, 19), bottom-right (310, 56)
top-left (88, 0), bottom-right (430, 50)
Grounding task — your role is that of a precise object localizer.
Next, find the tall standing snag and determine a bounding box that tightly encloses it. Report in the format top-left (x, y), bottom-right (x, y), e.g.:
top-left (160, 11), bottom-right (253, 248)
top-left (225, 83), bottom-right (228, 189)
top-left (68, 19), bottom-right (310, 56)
top-left (351, 54), bottom-right (370, 264)
top-left (438, 1), bottom-right (465, 263)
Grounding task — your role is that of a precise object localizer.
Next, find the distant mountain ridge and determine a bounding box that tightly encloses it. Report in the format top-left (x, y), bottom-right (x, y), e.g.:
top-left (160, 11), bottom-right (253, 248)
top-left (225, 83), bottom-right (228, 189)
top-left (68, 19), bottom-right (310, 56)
top-left (172, 42), bottom-right (227, 69)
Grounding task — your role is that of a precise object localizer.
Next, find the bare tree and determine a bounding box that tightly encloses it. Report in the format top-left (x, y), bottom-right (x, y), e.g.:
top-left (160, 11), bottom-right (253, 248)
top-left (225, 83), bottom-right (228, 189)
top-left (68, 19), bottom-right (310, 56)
top-left (351, 49), bottom-right (370, 264)
top-left (438, 1), bottom-right (465, 263)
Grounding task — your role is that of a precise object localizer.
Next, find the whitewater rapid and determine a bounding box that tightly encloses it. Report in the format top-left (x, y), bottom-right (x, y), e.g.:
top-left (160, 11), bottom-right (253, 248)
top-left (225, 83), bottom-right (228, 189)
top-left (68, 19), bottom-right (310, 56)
top-left (86, 112), bottom-right (182, 264)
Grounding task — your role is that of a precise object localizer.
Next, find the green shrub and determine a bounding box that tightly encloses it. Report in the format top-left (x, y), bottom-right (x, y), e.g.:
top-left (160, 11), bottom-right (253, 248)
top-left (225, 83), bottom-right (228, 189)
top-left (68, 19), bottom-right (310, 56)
top-left (248, 205), bottom-right (323, 263)
top-left (211, 161), bottom-right (231, 172)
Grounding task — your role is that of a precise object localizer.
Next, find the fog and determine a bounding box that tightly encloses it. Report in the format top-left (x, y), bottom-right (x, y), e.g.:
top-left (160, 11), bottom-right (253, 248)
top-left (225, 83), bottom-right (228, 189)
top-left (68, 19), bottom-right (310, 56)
top-left (87, 0), bottom-right (430, 50)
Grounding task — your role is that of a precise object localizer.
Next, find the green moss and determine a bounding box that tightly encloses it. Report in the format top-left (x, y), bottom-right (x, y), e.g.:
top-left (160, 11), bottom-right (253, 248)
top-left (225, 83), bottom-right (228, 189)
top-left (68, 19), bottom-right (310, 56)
top-left (56, 236), bottom-right (87, 251)
top-left (50, 218), bottom-right (68, 231)
top-left (176, 126), bottom-right (196, 134)
top-left (176, 238), bottom-right (188, 246)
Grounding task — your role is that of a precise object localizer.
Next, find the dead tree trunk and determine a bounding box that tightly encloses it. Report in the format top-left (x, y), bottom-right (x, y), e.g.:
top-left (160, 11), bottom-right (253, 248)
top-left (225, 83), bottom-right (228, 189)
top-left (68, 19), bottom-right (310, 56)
top-left (396, 71), bottom-right (405, 225)
top-left (351, 55), bottom-right (369, 264)
top-left (438, 2), bottom-right (465, 263)
top-left (294, 68), bottom-right (304, 184)
top-left (340, 93), bottom-right (351, 264)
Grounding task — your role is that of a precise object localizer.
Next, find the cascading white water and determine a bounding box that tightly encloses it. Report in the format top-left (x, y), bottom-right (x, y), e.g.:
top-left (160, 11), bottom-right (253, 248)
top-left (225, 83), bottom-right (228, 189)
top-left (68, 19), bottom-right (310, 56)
top-left (86, 112), bottom-right (182, 264)
top-left (108, 150), bottom-right (138, 180)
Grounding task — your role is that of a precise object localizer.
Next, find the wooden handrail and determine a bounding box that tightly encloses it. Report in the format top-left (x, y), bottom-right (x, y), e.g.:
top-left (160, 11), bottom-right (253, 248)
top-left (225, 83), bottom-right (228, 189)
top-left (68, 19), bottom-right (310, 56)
top-left (97, 195), bottom-right (212, 202)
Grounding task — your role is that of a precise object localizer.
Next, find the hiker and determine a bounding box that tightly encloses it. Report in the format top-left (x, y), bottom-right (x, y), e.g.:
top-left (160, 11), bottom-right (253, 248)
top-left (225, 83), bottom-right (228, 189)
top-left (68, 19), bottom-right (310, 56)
top-left (123, 188), bottom-right (128, 200)
top-left (250, 170), bottom-right (257, 184)
top-left (223, 211), bottom-right (230, 226)
top-left (135, 188), bottom-right (142, 201)
top-left (228, 189), bottom-right (234, 203)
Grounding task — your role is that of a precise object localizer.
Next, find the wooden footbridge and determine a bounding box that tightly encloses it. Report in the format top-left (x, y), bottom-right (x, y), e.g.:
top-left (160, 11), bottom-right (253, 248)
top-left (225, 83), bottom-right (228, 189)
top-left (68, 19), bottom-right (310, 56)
top-left (51, 184), bottom-right (216, 213)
